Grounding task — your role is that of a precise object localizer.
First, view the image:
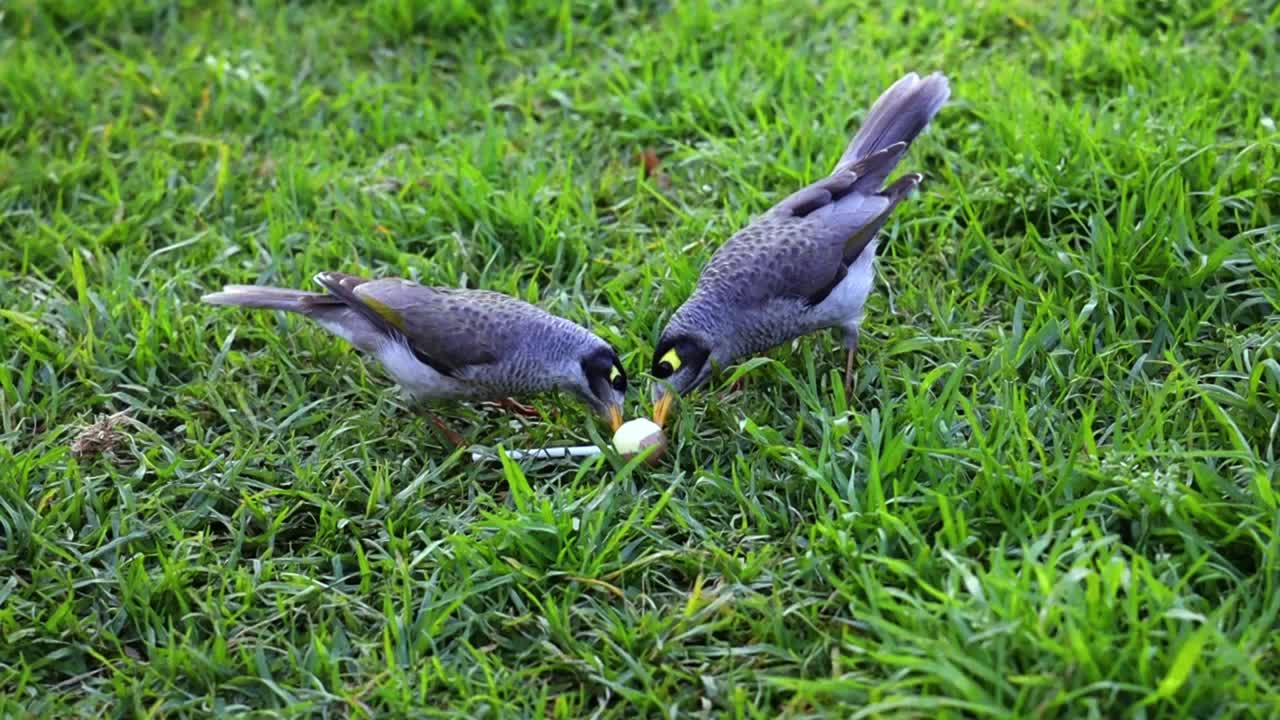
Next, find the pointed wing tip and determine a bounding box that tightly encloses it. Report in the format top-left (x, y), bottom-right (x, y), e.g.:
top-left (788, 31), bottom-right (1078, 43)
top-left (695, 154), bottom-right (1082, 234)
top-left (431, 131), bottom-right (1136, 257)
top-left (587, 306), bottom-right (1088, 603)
top-left (835, 141), bottom-right (910, 179)
top-left (886, 173), bottom-right (925, 198)
top-left (314, 271), bottom-right (358, 294)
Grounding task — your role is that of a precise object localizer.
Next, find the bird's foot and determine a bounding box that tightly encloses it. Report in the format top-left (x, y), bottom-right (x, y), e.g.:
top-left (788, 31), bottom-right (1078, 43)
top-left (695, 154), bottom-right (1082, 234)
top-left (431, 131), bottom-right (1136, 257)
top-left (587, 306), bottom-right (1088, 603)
top-left (424, 411), bottom-right (467, 448)
top-left (493, 397), bottom-right (543, 419)
top-left (843, 348), bottom-right (857, 397)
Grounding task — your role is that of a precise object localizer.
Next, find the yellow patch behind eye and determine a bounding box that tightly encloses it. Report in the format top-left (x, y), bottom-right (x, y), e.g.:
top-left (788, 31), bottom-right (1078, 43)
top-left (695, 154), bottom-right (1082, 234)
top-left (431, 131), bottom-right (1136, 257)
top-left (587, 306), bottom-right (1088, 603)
top-left (609, 366), bottom-right (622, 382)
top-left (660, 348), bottom-right (682, 371)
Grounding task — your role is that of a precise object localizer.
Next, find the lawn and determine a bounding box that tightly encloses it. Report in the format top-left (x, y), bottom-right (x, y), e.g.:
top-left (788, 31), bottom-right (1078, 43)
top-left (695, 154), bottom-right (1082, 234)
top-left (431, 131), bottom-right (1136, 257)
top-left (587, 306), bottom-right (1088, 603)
top-left (2, 0), bottom-right (1279, 717)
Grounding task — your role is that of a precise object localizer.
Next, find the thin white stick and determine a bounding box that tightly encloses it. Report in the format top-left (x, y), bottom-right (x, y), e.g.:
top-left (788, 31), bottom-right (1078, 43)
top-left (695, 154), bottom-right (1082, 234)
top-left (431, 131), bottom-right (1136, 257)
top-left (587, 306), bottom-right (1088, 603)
top-left (470, 445), bottom-right (603, 463)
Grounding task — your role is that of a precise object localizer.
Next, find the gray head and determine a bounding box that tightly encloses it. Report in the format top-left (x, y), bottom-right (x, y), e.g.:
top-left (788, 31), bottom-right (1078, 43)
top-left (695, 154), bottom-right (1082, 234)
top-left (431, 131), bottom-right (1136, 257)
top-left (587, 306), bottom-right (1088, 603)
top-left (650, 330), bottom-right (713, 400)
top-left (646, 323), bottom-right (714, 429)
top-left (649, 289), bottom-right (729, 399)
top-left (645, 295), bottom-right (727, 429)
top-left (569, 343), bottom-right (628, 431)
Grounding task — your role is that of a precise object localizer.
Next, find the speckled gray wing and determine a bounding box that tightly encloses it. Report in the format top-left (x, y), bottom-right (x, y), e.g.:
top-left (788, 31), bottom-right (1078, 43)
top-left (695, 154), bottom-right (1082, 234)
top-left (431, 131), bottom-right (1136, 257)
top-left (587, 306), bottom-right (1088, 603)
top-left (695, 146), bottom-right (900, 308)
top-left (313, 271), bottom-right (534, 378)
top-left (355, 281), bottom-right (539, 377)
top-left (693, 71), bottom-right (949, 309)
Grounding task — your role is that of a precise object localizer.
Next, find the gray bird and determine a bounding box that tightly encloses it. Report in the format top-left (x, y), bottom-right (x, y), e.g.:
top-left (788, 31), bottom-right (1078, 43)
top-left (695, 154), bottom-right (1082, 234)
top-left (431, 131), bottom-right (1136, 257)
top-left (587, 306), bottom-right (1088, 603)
top-left (203, 272), bottom-right (628, 442)
top-left (649, 72), bottom-right (950, 425)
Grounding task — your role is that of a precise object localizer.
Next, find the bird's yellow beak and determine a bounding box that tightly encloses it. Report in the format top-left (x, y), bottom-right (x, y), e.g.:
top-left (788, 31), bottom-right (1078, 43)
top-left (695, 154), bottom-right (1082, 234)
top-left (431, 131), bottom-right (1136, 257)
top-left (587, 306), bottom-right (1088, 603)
top-left (652, 391), bottom-right (676, 428)
top-left (606, 404), bottom-right (624, 432)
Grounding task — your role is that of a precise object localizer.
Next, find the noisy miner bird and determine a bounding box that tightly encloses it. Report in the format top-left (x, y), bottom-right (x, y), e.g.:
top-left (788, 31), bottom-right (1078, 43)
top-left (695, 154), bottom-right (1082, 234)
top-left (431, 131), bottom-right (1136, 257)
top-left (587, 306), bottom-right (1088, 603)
top-left (203, 272), bottom-right (628, 444)
top-left (649, 71), bottom-right (950, 425)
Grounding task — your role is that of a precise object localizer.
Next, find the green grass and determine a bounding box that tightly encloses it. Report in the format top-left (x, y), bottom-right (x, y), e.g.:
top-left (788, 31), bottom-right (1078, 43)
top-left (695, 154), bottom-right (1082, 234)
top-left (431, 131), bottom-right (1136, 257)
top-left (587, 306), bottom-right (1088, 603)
top-left (2, 0), bottom-right (1279, 716)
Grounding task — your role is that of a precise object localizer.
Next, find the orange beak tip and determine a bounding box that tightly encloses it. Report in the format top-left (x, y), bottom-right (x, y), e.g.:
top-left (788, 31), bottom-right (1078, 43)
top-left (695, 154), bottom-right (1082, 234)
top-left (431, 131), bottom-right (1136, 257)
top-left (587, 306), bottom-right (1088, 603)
top-left (652, 393), bottom-right (675, 428)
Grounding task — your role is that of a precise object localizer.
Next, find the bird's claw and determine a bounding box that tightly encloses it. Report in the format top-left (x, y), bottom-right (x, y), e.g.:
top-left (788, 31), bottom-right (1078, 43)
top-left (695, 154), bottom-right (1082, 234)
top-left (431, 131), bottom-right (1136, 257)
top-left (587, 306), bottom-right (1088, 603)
top-left (492, 397), bottom-right (542, 419)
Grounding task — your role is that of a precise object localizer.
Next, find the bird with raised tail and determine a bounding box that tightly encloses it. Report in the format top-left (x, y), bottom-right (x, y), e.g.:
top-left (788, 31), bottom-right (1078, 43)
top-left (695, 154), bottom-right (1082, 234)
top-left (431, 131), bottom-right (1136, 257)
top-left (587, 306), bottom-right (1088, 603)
top-left (202, 272), bottom-right (628, 444)
top-left (648, 71), bottom-right (951, 426)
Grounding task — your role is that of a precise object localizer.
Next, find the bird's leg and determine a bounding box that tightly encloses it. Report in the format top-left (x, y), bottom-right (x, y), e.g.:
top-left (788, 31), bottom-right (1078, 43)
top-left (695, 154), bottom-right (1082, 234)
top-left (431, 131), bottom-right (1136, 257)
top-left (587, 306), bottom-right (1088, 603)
top-left (422, 410), bottom-right (466, 448)
top-left (842, 326), bottom-right (860, 398)
top-left (844, 349), bottom-right (856, 397)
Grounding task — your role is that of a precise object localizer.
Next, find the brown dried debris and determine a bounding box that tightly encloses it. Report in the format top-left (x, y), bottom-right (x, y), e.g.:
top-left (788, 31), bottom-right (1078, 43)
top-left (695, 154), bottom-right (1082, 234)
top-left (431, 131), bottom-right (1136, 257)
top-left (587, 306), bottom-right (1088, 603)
top-left (70, 411), bottom-right (133, 462)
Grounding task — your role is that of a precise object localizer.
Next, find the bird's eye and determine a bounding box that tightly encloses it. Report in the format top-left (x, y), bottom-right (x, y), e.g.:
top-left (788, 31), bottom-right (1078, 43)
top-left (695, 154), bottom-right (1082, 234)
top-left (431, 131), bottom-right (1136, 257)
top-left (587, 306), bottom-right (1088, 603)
top-left (609, 366), bottom-right (626, 392)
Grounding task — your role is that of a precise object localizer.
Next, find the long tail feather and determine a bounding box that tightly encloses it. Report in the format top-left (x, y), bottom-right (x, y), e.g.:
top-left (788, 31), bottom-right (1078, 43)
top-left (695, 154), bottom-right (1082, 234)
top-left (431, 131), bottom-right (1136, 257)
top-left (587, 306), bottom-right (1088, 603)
top-left (202, 281), bottom-right (386, 352)
top-left (834, 71), bottom-right (950, 175)
top-left (201, 285), bottom-right (325, 312)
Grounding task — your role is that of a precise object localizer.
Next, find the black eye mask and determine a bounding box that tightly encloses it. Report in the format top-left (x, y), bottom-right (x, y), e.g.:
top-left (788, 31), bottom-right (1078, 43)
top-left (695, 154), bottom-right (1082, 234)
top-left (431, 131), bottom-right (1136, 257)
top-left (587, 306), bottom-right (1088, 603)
top-left (652, 337), bottom-right (709, 379)
top-left (609, 364), bottom-right (627, 392)
top-left (583, 348), bottom-right (626, 397)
